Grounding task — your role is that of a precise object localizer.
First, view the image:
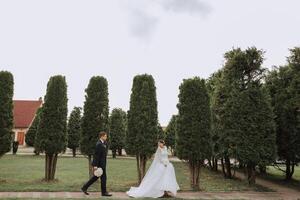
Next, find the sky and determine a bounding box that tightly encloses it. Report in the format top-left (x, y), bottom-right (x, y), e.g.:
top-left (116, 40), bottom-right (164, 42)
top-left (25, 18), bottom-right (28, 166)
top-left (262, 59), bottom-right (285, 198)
top-left (0, 0), bottom-right (299, 126)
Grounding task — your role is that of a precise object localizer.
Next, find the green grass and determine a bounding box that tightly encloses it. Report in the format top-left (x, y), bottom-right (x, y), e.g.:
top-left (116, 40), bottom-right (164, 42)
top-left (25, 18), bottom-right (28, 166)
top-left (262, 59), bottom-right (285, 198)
top-left (258, 165), bottom-right (300, 191)
top-left (266, 165), bottom-right (300, 181)
top-left (0, 155), bottom-right (268, 192)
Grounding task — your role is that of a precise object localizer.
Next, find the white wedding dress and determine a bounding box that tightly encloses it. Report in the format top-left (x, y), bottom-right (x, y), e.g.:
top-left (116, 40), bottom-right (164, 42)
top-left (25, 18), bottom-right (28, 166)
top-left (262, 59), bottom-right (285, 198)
top-left (127, 146), bottom-right (180, 198)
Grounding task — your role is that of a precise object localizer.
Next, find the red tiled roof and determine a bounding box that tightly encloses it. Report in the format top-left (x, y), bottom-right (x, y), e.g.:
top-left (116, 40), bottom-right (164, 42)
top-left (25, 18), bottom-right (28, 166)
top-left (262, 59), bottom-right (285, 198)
top-left (13, 100), bottom-right (42, 128)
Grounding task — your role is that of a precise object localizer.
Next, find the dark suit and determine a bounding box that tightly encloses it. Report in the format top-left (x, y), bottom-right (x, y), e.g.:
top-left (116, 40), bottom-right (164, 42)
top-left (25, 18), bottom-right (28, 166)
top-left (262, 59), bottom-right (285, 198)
top-left (82, 140), bottom-right (108, 194)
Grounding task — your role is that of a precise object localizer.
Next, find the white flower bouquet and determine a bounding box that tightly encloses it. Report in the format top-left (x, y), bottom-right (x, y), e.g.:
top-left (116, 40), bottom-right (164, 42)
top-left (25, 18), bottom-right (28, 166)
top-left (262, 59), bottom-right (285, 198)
top-left (94, 167), bottom-right (103, 177)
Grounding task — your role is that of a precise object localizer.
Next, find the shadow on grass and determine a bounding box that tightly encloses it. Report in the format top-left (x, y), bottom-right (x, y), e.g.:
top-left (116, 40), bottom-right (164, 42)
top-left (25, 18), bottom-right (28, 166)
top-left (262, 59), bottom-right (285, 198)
top-left (204, 167), bottom-right (274, 192)
top-left (258, 173), bottom-right (300, 192)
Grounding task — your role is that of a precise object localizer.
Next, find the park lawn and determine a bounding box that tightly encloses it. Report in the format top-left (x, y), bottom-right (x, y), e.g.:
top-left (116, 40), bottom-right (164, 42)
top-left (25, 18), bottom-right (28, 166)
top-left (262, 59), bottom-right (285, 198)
top-left (266, 165), bottom-right (300, 181)
top-left (0, 155), bottom-right (268, 192)
top-left (258, 165), bottom-right (300, 191)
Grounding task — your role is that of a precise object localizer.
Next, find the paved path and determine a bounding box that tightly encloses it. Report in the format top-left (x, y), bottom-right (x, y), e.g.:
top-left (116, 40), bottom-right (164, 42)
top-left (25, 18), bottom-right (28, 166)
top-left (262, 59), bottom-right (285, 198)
top-left (0, 191), bottom-right (289, 200)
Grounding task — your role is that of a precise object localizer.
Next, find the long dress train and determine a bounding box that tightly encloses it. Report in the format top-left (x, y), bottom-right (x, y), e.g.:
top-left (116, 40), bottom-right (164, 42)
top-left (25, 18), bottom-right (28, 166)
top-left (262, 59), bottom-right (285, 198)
top-left (126, 146), bottom-right (180, 198)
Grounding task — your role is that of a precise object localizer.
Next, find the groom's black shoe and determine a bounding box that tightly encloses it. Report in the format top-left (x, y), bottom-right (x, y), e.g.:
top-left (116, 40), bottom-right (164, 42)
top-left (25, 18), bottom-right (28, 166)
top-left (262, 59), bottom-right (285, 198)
top-left (81, 187), bottom-right (89, 195)
top-left (102, 192), bottom-right (112, 197)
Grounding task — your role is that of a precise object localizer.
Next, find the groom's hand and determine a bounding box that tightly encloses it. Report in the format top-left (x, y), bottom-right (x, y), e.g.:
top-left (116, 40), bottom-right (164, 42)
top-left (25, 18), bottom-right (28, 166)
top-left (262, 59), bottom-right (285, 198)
top-left (93, 166), bottom-right (98, 171)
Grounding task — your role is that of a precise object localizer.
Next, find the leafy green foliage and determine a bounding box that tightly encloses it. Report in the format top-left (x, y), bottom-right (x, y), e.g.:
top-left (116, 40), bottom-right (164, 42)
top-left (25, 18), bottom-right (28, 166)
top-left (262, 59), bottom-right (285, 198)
top-left (127, 74), bottom-right (158, 182)
top-left (67, 107), bottom-right (82, 156)
top-left (25, 107), bottom-right (42, 147)
top-left (0, 71), bottom-right (14, 157)
top-left (265, 47), bottom-right (300, 179)
top-left (157, 123), bottom-right (165, 140)
top-left (206, 70), bottom-right (224, 161)
top-left (109, 108), bottom-right (126, 158)
top-left (35, 75), bottom-right (68, 154)
top-left (221, 47), bottom-right (276, 183)
top-left (176, 77), bottom-right (211, 190)
top-left (176, 77), bottom-right (211, 162)
top-left (33, 75), bottom-right (68, 181)
top-left (80, 76), bottom-right (109, 157)
top-left (127, 74), bottom-right (158, 158)
top-left (165, 115), bottom-right (177, 151)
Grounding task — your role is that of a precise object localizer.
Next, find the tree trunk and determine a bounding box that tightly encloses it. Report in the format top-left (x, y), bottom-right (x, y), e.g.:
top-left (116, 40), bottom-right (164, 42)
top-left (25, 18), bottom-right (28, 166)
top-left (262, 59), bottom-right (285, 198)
top-left (189, 161), bottom-right (201, 190)
top-left (291, 161), bottom-right (295, 177)
top-left (238, 163), bottom-right (247, 175)
top-left (45, 154), bottom-right (49, 180)
top-left (221, 158), bottom-right (226, 177)
top-left (224, 156), bottom-right (232, 178)
top-left (208, 158), bottom-right (212, 169)
top-left (118, 148), bottom-right (122, 156)
top-left (72, 148), bottom-right (76, 157)
top-left (136, 154), bottom-right (147, 184)
top-left (88, 155), bottom-right (93, 178)
top-left (211, 157), bottom-right (218, 171)
top-left (247, 163), bottom-right (256, 185)
top-left (136, 154), bottom-right (141, 183)
top-left (45, 154), bottom-right (50, 181)
top-left (170, 148), bottom-right (174, 156)
top-left (112, 150), bottom-right (116, 159)
top-left (45, 153), bottom-right (58, 181)
top-left (258, 165), bottom-right (266, 175)
top-left (34, 149), bottom-right (40, 155)
top-left (51, 154), bottom-right (58, 180)
top-left (140, 155), bottom-right (147, 182)
top-left (285, 159), bottom-right (294, 180)
top-left (213, 158), bottom-right (218, 171)
top-left (173, 150), bottom-right (177, 157)
top-left (286, 158), bottom-right (291, 180)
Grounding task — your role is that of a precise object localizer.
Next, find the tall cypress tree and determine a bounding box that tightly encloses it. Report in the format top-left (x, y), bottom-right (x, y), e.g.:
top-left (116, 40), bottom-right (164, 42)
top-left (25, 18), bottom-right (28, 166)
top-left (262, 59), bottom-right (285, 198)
top-left (206, 71), bottom-right (223, 172)
top-left (26, 107), bottom-right (42, 147)
top-left (176, 77), bottom-right (211, 190)
top-left (206, 70), bottom-right (234, 176)
top-left (0, 71), bottom-right (14, 157)
top-left (165, 115), bottom-right (177, 155)
top-left (67, 107), bottom-right (82, 157)
top-left (127, 74), bottom-right (158, 183)
top-left (222, 47), bottom-right (276, 184)
top-left (157, 124), bottom-right (165, 140)
top-left (265, 47), bottom-right (300, 180)
top-left (80, 76), bottom-right (109, 177)
top-left (109, 108), bottom-right (126, 158)
top-left (35, 75), bottom-right (68, 181)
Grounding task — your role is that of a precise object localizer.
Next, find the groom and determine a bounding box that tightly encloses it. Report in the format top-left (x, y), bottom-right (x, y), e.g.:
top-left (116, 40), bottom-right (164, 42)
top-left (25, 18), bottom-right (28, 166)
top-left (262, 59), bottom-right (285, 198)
top-left (81, 131), bottom-right (112, 197)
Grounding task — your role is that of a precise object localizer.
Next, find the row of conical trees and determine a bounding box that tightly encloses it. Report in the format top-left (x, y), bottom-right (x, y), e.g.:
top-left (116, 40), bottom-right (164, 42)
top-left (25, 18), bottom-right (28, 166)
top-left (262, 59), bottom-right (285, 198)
top-left (0, 46), bottom-right (299, 189)
top-left (163, 47), bottom-right (300, 188)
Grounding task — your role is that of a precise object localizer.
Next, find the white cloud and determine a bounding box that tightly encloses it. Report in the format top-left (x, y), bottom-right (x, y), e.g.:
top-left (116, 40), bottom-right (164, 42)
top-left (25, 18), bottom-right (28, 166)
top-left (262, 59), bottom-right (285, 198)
top-left (128, 8), bottom-right (159, 40)
top-left (123, 0), bottom-right (212, 40)
top-left (161, 0), bottom-right (212, 16)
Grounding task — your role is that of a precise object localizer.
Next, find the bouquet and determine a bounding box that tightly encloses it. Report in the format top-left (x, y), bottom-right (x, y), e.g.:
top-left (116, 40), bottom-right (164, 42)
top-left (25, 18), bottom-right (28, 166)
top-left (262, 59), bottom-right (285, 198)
top-left (94, 167), bottom-right (103, 177)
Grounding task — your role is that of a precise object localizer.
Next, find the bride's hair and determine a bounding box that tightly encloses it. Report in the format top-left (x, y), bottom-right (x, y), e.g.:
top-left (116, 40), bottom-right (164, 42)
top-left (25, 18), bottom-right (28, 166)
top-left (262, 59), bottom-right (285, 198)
top-left (158, 139), bottom-right (165, 145)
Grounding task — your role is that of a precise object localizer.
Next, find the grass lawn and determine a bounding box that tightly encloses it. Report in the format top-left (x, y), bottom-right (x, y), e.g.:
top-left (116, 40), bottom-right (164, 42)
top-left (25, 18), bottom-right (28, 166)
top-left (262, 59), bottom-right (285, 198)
top-left (0, 155), bottom-right (269, 192)
top-left (266, 165), bottom-right (300, 181)
top-left (258, 165), bottom-right (300, 191)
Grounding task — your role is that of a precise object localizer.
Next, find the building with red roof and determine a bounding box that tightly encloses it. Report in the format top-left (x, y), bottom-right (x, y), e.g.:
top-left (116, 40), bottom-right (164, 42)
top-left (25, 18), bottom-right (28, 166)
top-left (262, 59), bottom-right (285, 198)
top-left (13, 98), bottom-right (43, 146)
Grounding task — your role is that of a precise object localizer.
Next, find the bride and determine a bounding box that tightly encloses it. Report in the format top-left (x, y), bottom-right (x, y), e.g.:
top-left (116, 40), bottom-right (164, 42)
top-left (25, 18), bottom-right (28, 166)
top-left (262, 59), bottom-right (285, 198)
top-left (127, 140), bottom-right (180, 198)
